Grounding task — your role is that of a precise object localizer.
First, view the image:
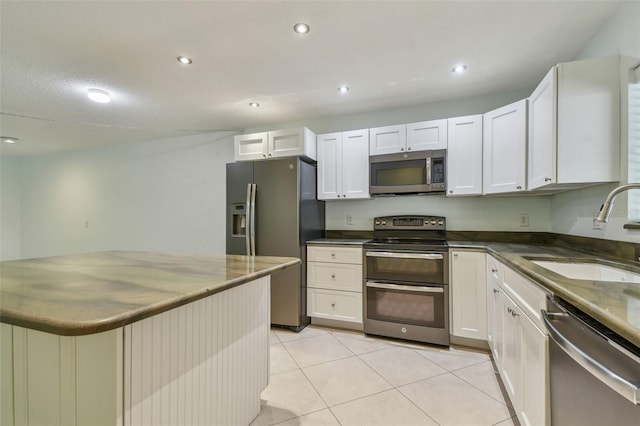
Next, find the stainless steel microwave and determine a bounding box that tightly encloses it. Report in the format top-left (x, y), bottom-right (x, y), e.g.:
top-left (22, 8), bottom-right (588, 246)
top-left (369, 149), bottom-right (446, 195)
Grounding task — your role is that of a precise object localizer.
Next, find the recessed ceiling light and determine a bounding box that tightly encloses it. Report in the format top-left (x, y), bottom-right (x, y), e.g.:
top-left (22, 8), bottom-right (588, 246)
top-left (293, 23), bottom-right (310, 34)
top-left (177, 56), bottom-right (193, 65)
top-left (1, 136), bottom-right (18, 144)
top-left (452, 64), bottom-right (468, 74)
top-left (338, 85), bottom-right (350, 94)
top-left (87, 88), bottom-right (111, 103)
top-left (249, 102), bottom-right (260, 108)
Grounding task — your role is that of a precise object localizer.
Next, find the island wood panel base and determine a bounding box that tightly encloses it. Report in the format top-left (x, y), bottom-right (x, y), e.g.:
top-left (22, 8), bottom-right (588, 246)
top-left (1, 276), bottom-right (270, 426)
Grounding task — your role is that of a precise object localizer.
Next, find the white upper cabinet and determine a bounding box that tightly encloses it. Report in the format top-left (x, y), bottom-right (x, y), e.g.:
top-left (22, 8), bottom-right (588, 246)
top-left (483, 99), bottom-right (528, 194)
top-left (317, 129), bottom-right (370, 200)
top-left (528, 55), bottom-right (620, 190)
top-left (447, 115), bottom-right (483, 196)
top-left (407, 119), bottom-right (448, 151)
top-left (234, 127), bottom-right (316, 161)
top-left (369, 119), bottom-right (447, 155)
top-left (369, 125), bottom-right (406, 155)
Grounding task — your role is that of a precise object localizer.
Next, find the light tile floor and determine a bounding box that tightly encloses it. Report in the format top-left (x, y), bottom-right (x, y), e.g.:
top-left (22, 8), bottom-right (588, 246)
top-left (252, 326), bottom-right (519, 426)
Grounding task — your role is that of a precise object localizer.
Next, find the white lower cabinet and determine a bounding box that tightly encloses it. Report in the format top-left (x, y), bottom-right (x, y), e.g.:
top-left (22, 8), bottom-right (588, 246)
top-left (487, 255), bottom-right (549, 426)
top-left (450, 250), bottom-right (487, 340)
top-left (307, 245), bottom-right (363, 324)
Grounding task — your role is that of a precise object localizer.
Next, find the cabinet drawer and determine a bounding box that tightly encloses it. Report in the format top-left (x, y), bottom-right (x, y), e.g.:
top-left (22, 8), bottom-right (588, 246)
top-left (502, 267), bottom-right (550, 331)
top-left (307, 288), bottom-right (363, 323)
top-left (307, 246), bottom-right (362, 264)
top-left (307, 262), bottom-right (362, 292)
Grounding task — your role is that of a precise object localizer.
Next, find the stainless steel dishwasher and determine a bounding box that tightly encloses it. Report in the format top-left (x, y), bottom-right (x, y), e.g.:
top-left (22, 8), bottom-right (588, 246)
top-left (543, 297), bottom-right (640, 425)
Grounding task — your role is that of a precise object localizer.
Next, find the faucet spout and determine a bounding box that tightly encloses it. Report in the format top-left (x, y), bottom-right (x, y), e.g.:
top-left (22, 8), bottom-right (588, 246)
top-left (595, 183), bottom-right (640, 222)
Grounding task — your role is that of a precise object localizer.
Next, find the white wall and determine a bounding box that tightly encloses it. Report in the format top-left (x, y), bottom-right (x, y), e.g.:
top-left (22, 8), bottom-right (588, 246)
top-left (550, 1), bottom-right (640, 243)
top-left (0, 156), bottom-right (22, 260)
top-left (19, 132), bottom-right (235, 259)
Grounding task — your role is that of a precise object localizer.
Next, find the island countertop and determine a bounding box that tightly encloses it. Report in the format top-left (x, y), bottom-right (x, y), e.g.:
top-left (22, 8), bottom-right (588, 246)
top-left (0, 250), bottom-right (300, 336)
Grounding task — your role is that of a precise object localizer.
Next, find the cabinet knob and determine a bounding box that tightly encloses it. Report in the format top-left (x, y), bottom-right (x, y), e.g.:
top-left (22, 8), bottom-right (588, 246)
top-left (449, 190), bottom-right (453, 194)
top-left (331, 274), bottom-right (336, 279)
top-left (331, 303), bottom-right (336, 308)
top-left (343, 194), bottom-right (347, 198)
top-left (491, 268), bottom-right (498, 273)
top-left (493, 289), bottom-right (499, 294)
top-left (262, 154), bottom-right (267, 158)
top-left (337, 194), bottom-right (341, 198)
top-left (545, 177), bottom-right (552, 182)
top-left (516, 185), bottom-right (522, 190)
top-left (268, 153), bottom-right (272, 157)
top-left (453, 253), bottom-right (459, 257)
top-left (331, 252), bottom-right (336, 257)
top-left (407, 147), bottom-right (411, 151)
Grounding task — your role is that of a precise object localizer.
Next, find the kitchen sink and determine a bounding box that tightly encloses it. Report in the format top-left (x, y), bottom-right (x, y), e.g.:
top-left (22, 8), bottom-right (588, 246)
top-left (530, 260), bottom-right (640, 283)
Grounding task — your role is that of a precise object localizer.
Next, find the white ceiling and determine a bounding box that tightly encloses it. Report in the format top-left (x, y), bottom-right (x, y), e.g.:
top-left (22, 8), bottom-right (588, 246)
top-left (0, 0), bottom-right (621, 157)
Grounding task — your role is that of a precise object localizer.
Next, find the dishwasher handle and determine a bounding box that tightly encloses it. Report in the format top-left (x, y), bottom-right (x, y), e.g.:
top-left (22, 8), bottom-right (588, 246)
top-left (542, 309), bottom-right (640, 404)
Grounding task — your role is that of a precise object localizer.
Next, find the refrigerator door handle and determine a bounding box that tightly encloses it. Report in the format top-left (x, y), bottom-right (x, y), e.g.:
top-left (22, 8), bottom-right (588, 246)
top-left (245, 183), bottom-right (252, 255)
top-left (250, 183), bottom-right (257, 256)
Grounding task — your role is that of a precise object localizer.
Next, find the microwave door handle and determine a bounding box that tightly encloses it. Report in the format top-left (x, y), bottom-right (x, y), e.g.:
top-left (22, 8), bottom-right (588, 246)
top-left (426, 157), bottom-right (432, 185)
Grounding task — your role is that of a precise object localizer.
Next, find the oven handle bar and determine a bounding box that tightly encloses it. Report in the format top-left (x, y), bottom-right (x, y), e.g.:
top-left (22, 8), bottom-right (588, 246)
top-left (366, 281), bottom-right (444, 293)
top-left (365, 252), bottom-right (443, 260)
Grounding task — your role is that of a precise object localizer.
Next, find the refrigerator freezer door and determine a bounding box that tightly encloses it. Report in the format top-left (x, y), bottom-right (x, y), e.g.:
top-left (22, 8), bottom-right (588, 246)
top-left (226, 162), bottom-right (254, 255)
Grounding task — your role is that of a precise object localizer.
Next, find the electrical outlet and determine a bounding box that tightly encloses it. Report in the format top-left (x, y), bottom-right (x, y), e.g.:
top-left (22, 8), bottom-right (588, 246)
top-left (518, 213), bottom-right (529, 227)
top-left (346, 214), bottom-right (354, 225)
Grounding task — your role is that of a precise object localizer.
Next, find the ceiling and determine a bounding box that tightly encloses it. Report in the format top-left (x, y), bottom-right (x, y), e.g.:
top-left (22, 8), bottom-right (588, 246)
top-left (0, 0), bottom-right (621, 157)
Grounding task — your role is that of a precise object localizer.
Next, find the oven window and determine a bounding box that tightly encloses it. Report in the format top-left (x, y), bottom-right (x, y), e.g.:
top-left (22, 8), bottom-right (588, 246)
top-left (371, 159), bottom-right (427, 186)
top-left (366, 285), bottom-right (445, 327)
top-left (366, 253), bottom-right (445, 284)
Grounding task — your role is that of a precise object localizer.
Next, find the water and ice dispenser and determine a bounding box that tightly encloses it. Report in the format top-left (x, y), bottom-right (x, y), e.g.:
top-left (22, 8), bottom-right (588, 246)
top-left (231, 203), bottom-right (247, 237)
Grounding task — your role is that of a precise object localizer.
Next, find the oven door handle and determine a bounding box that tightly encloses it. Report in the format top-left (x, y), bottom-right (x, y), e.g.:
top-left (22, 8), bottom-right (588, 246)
top-left (366, 281), bottom-right (444, 293)
top-left (365, 252), bottom-right (443, 260)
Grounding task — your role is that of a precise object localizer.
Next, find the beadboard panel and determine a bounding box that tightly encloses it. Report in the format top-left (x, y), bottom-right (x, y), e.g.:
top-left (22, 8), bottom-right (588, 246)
top-left (124, 276), bottom-right (270, 426)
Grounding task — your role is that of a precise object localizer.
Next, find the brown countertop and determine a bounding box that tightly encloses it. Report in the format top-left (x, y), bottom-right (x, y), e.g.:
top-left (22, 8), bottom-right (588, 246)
top-left (0, 251), bottom-right (300, 336)
top-left (449, 242), bottom-right (640, 348)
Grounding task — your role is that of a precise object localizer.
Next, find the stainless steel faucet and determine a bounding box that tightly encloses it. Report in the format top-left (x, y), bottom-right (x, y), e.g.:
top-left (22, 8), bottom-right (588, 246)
top-left (594, 183), bottom-right (640, 222)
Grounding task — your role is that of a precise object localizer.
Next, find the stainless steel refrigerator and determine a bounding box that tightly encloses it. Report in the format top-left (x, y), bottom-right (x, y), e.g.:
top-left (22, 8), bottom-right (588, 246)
top-left (226, 158), bottom-right (325, 331)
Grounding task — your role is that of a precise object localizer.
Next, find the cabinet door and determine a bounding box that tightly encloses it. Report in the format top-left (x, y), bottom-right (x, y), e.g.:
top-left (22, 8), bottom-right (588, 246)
top-left (317, 133), bottom-right (341, 200)
top-left (406, 119), bottom-right (448, 151)
top-left (451, 250), bottom-right (487, 340)
top-left (520, 314), bottom-right (548, 426)
top-left (486, 256), bottom-right (503, 365)
top-left (447, 115), bottom-right (483, 196)
top-left (501, 293), bottom-right (522, 409)
top-left (483, 99), bottom-right (528, 194)
top-left (369, 125), bottom-right (406, 155)
top-left (341, 129), bottom-right (370, 199)
top-left (234, 132), bottom-right (268, 161)
top-left (528, 68), bottom-right (557, 189)
top-left (268, 128), bottom-right (306, 159)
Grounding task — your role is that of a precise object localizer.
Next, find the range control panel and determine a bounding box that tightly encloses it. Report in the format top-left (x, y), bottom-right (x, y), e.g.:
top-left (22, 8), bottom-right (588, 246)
top-left (373, 215), bottom-right (446, 230)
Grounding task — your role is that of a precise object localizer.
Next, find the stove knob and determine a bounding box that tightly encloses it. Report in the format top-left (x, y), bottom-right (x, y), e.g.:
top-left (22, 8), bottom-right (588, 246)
top-left (375, 221), bottom-right (380, 225)
top-left (382, 221), bottom-right (387, 225)
top-left (430, 220), bottom-right (436, 225)
top-left (438, 220), bottom-right (444, 225)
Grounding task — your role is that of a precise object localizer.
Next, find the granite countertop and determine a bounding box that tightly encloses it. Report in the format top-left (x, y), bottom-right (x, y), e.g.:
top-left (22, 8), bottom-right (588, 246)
top-left (0, 251), bottom-right (300, 336)
top-left (307, 238), bottom-right (371, 245)
top-left (449, 241), bottom-right (640, 348)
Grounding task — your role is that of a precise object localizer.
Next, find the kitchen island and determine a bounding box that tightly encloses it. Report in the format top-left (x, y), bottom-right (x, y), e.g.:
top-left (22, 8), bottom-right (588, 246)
top-left (0, 251), bottom-right (300, 426)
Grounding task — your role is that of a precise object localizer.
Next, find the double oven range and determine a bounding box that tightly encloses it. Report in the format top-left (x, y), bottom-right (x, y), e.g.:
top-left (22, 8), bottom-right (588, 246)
top-left (363, 215), bottom-right (449, 346)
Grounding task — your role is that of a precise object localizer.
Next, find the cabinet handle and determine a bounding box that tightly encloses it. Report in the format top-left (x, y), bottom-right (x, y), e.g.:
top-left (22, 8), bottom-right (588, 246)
top-left (493, 289), bottom-right (500, 294)
top-left (453, 253), bottom-right (459, 257)
top-left (516, 185), bottom-right (522, 190)
top-left (491, 268), bottom-right (498, 273)
top-left (545, 177), bottom-right (552, 182)
top-left (512, 311), bottom-right (519, 318)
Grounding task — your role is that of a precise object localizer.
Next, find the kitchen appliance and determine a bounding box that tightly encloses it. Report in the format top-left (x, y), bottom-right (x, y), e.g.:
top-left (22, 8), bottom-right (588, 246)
top-left (369, 149), bottom-right (446, 196)
top-left (363, 215), bottom-right (449, 346)
top-left (543, 297), bottom-right (640, 424)
top-left (226, 158), bottom-right (325, 331)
